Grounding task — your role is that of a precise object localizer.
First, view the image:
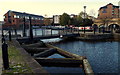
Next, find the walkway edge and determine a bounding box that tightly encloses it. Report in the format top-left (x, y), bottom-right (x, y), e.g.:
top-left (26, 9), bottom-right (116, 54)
top-left (12, 40), bottom-right (49, 74)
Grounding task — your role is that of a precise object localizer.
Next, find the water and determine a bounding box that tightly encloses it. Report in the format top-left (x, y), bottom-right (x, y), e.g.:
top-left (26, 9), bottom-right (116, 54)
top-left (47, 53), bottom-right (65, 58)
top-left (44, 67), bottom-right (84, 74)
top-left (54, 40), bottom-right (119, 73)
top-left (41, 38), bottom-right (62, 43)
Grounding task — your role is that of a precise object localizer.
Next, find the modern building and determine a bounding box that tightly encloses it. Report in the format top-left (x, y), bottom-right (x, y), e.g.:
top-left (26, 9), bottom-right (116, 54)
top-left (118, 1), bottom-right (120, 18)
top-left (53, 15), bottom-right (60, 25)
top-left (98, 3), bottom-right (119, 19)
top-left (3, 10), bottom-right (44, 29)
top-left (93, 3), bottom-right (120, 29)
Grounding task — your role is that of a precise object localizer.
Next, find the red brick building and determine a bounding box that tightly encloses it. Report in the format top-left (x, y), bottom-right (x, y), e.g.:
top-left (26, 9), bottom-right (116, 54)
top-left (3, 10), bottom-right (44, 29)
top-left (98, 3), bottom-right (119, 19)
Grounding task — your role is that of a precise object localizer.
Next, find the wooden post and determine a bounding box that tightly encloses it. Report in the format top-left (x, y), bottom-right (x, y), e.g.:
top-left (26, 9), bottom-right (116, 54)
top-left (35, 28), bottom-right (37, 36)
top-left (51, 29), bottom-right (52, 36)
top-left (23, 17), bottom-right (26, 37)
top-left (14, 29), bottom-right (17, 39)
top-left (42, 28), bottom-right (44, 36)
top-left (83, 59), bottom-right (94, 75)
top-left (29, 16), bottom-right (33, 40)
top-left (94, 28), bottom-right (95, 35)
top-left (59, 29), bottom-right (60, 35)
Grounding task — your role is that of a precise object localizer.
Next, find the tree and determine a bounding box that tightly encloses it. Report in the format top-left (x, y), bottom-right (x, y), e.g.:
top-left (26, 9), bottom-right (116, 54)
top-left (76, 14), bottom-right (83, 26)
top-left (89, 9), bottom-right (96, 17)
top-left (84, 18), bottom-right (93, 26)
top-left (60, 13), bottom-right (70, 26)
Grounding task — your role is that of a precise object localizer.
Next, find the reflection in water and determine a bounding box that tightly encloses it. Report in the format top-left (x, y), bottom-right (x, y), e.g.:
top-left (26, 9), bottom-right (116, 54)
top-left (41, 38), bottom-right (62, 43)
top-left (54, 41), bottom-right (118, 73)
top-left (47, 53), bottom-right (65, 58)
top-left (8, 28), bottom-right (59, 37)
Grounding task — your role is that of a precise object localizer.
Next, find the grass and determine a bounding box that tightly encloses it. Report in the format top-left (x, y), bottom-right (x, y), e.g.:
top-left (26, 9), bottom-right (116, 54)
top-left (2, 42), bottom-right (33, 74)
top-left (0, 48), bottom-right (2, 56)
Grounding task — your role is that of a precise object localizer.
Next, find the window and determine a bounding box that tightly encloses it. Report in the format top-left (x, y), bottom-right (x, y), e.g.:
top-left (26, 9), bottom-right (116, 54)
top-left (16, 15), bottom-right (19, 18)
top-left (4, 16), bottom-right (7, 18)
top-left (102, 9), bottom-right (107, 13)
top-left (14, 15), bottom-right (17, 18)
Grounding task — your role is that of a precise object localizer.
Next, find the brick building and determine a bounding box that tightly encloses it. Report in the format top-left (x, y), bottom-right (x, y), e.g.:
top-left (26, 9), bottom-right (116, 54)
top-left (44, 17), bottom-right (53, 25)
top-left (98, 3), bottom-right (119, 19)
top-left (3, 10), bottom-right (44, 29)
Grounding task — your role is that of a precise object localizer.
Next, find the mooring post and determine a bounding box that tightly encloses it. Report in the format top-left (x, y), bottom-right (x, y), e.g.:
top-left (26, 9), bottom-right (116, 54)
top-left (78, 28), bottom-right (79, 34)
top-left (66, 29), bottom-right (67, 35)
top-left (42, 28), bottom-right (44, 36)
top-left (94, 27), bottom-right (95, 35)
top-left (35, 28), bottom-right (37, 36)
top-left (9, 30), bottom-right (11, 41)
top-left (59, 29), bottom-right (60, 35)
top-left (29, 16), bottom-right (33, 40)
top-left (14, 29), bottom-right (17, 39)
top-left (103, 27), bottom-right (105, 34)
top-left (23, 17), bottom-right (26, 37)
top-left (51, 29), bottom-right (52, 36)
top-left (2, 41), bottom-right (9, 70)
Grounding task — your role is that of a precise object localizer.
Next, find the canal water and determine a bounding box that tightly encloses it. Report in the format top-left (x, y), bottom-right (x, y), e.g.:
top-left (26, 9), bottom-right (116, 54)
top-left (53, 40), bottom-right (119, 74)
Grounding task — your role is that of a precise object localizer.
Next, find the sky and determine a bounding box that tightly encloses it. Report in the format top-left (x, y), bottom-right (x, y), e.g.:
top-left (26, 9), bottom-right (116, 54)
top-left (0, 0), bottom-right (119, 21)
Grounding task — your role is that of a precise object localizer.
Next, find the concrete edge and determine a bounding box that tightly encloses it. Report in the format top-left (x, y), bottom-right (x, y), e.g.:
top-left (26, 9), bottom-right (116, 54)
top-left (12, 39), bottom-right (50, 74)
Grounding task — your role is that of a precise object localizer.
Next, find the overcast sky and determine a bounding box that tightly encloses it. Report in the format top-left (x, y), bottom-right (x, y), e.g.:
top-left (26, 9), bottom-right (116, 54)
top-left (0, 0), bottom-right (119, 21)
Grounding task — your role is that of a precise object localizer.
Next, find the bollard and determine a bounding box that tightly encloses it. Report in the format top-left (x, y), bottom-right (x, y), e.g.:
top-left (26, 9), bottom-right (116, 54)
top-left (2, 42), bottom-right (9, 70)
top-left (9, 30), bottom-right (11, 41)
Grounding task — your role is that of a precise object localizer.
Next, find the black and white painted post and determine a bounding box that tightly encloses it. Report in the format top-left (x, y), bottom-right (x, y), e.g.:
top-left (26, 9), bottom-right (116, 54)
top-left (2, 33), bottom-right (9, 70)
top-left (8, 30), bottom-right (11, 41)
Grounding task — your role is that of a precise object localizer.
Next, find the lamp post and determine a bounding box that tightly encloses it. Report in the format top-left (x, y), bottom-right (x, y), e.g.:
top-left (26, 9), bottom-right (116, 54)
top-left (84, 6), bottom-right (86, 33)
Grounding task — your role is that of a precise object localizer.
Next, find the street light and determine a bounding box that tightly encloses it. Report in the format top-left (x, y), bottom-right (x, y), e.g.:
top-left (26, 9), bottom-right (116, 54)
top-left (84, 6), bottom-right (86, 33)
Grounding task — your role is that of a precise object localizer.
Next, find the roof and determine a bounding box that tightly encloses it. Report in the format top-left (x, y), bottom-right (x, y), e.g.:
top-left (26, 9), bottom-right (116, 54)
top-left (99, 3), bottom-right (119, 10)
top-left (7, 10), bottom-right (44, 18)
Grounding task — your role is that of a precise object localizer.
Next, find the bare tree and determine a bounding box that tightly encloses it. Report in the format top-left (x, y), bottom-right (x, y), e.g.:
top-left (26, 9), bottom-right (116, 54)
top-left (89, 9), bottom-right (96, 17)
